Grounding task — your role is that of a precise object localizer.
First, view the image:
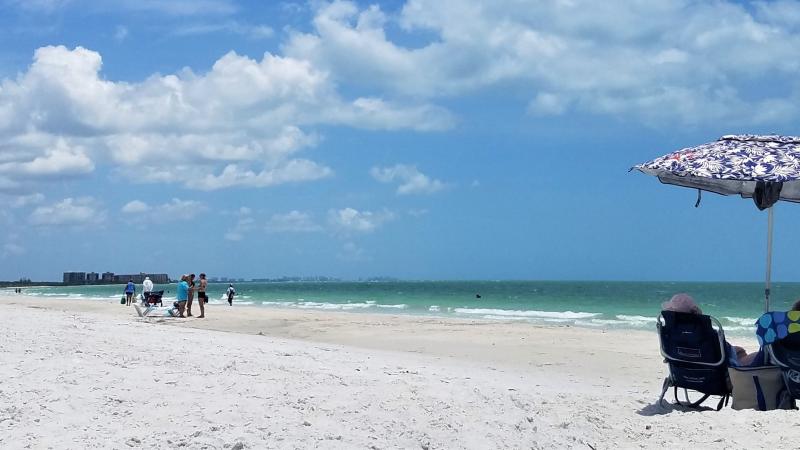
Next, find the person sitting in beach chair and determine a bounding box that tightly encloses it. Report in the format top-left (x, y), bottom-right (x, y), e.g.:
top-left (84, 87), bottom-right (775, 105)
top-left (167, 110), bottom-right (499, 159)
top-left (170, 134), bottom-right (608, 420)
top-left (757, 300), bottom-right (800, 404)
top-left (657, 294), bottom-right (734, 410)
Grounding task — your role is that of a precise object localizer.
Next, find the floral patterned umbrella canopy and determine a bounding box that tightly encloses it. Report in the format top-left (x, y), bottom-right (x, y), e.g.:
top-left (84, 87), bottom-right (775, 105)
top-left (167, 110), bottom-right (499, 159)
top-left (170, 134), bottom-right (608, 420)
top-left (633, 134), bottom-right (800, 311)
top-left (634, 134), bottom-right (800, 202)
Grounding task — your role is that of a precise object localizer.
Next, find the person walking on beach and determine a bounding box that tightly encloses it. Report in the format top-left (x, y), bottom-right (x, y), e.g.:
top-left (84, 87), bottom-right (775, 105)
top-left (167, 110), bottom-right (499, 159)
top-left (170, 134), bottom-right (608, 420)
top-left (226, 284), bottom-right (235, 306)
top-left (141, 276), bottom-right (153, 304)
top-left (124, 279), bottom-right (135, 306)
top-left (185, 273), bottom-right (196, 316)
top-left (196, 273), bottom-right (208, 318)
top-left (175, 275), bottom-right (189, 317)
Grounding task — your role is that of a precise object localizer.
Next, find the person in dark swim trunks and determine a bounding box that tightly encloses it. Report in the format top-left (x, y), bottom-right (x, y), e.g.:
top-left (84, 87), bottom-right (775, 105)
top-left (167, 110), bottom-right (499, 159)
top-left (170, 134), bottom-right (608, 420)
top-left (196, 273), bottom-right (208, 318)
top-left (186, 273), bottom-right (196, 316)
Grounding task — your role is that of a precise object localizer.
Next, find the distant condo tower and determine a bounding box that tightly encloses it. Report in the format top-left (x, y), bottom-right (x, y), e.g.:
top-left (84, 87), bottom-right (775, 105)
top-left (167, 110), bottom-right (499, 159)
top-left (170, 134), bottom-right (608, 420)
top-left (63, 271), bottom-right (170, 285)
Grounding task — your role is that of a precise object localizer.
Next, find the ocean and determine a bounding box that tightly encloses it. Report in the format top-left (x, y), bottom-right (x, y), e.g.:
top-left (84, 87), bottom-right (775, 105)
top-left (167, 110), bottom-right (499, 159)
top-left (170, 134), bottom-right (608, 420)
top-left (7, 280), bottom-right (796, 336)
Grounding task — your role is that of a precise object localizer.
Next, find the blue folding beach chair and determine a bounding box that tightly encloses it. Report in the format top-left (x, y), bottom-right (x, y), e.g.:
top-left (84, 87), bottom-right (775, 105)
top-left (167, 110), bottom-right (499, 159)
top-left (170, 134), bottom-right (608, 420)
top-left (760, 312), bottom-right (800, 404)
top-left (657, 310), bottom-right (731, 410)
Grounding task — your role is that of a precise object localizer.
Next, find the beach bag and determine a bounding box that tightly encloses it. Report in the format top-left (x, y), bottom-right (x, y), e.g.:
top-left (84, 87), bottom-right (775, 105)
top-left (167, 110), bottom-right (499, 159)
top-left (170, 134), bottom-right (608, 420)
top-left (120, 297), bottom-right (126, 305)
top-left (728, 366), bottom-right (792, 410)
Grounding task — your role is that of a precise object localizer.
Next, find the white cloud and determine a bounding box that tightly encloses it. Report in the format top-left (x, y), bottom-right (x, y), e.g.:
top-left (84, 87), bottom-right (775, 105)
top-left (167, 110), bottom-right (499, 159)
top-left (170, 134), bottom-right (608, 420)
top-left (121, 200), bottom-right (148, 214)
top-left (29, 197), bottom-right (106, 227)
top-left (0, 45), bottom-right (445, 192)
top-left (282, 0), bottom-right (800, 126)
top-left (154, 198), bottom-right (207, 220)
top-left (0, 138), bottom-right (94, 177)
top-left (121, 198), bottom-right (207, 223)
top-left (370, 164), bottom-right (445, 195)
top-left (224, 207), bottom-right (256, 241)
top-left (200, 160), bottom-right (332, 191)
top-left (266, 210), bottom-right (322, 233)
top-left (172, 21), bottom-right (274, 39)
top-left (328, 207), bottom-right (393, 233)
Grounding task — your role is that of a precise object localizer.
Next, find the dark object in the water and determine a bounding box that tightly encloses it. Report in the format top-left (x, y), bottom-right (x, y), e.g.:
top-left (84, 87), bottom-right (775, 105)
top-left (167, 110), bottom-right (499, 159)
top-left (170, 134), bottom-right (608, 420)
top-left (475, 293), bottom-right (481, 299)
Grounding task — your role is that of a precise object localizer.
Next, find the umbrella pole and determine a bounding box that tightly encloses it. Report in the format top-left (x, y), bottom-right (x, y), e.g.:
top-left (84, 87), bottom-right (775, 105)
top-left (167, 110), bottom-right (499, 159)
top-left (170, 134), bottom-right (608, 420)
top-left (765, 206), bottom-right (774, 312)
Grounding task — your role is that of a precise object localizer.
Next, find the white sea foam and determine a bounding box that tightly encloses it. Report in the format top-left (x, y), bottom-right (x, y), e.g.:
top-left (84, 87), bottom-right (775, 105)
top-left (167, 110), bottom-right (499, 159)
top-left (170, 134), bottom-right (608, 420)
top-left (429, 305), bottom-right (440, 312)
top-left (615, 315), bottom-right (655, 323)
top-left (723, 316), bottom-right (758, 326)
top-left (453, 308), bottom-right (600, 319)
top-left (376, 304), bottom-right (407, 309)
top-left (481, 315), bottom-right (529, 321)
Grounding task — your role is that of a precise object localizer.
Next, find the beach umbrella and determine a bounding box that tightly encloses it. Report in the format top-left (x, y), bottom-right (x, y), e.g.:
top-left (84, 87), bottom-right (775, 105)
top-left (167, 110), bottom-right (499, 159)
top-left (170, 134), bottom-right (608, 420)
top-left (633, 134), bottom-right (800, 311)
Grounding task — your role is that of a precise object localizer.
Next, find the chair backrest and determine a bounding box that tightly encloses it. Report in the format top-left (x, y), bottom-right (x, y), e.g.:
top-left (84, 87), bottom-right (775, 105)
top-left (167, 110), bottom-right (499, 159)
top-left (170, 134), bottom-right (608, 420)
top-left (658, 310), bottom-right (726, 366)
top-left (766, 331), bottom-right (800, 399)
top-left (658, 310), bottom-right (730, 397)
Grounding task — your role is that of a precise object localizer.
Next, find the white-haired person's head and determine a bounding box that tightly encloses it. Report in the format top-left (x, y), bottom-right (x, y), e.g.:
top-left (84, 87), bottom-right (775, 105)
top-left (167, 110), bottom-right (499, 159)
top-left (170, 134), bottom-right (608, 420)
top-left (662, 293), bottom-right (703, 315)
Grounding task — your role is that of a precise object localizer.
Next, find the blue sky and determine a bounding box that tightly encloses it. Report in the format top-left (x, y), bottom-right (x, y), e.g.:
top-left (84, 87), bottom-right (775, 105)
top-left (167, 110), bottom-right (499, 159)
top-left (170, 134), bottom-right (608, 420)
top-left (3, 0), bottom-right (800, 282)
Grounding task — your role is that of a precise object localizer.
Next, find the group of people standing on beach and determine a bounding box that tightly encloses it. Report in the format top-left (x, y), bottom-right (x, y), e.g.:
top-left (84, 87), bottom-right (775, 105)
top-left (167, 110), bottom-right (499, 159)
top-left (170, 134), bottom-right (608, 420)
top-left (124, 273), bottom-right (236, 318)
top-left (172, 273), bottom-right (236, 318)
top-left (173, 273), bottom-right (207, 318)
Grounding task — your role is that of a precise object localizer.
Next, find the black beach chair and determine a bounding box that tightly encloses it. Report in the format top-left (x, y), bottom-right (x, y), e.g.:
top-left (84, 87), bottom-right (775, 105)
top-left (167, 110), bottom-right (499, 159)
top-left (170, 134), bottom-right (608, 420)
top-left (766, 332), bottom-right (800, 403)
top-left (657, 310), bottom-right (731, 410)
top-left (143, 290), bottom-right (164, 307)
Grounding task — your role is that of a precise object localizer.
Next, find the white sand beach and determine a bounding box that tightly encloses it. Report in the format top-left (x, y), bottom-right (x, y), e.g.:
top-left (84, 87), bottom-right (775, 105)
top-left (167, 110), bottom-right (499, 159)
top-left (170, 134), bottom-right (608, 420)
top-left (1, 295), bottom-right (797, 449)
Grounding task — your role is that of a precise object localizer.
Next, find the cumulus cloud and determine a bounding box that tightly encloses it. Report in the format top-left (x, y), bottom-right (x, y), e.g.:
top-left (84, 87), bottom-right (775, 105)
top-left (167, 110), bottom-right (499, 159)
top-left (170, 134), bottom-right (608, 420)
top-left (370, 164), bottom-right (445, 195)
top-left (0, 45), bottom-right (448, 192)
top-left (200, 160), bottom-right (332, 191)
top-left (29, 197), bottom-right (106, 227)
top-left (121, 198), bottom-right (207, 223)
top-left (328, 207), bottom-right (394, 233)
top-left (154, 198), bottom-right (207, 220)
top-left (282, 0), bottom-right (800, 125)
top-left (121, 200), bottom-right (148, 214)
top-left (266, 210), bottom-right (322, 233)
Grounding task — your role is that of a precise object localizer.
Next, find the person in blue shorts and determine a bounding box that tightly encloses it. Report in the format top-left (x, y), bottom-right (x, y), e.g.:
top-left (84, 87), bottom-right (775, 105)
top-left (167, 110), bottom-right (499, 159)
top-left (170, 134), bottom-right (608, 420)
top-left (124, 279), bottom-right (135, 306)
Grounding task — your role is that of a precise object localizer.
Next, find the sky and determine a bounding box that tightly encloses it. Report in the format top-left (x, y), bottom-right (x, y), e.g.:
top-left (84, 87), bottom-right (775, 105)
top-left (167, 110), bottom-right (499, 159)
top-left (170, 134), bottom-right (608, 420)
top-left (3, 0), bottom-right (800, 282)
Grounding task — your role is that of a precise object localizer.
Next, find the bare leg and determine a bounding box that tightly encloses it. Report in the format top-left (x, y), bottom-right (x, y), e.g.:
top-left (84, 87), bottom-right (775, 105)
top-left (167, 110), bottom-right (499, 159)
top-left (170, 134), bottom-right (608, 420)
top-left (198, 296), bottom-right (205, 318)
top-left (186, 296), bottom-right (193, 316)
top-left (177, 302), bottom-right (186, 318)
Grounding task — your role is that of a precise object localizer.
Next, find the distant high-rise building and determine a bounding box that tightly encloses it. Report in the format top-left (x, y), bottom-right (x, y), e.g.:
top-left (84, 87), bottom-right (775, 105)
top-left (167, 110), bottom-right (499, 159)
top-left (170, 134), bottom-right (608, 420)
top-left (101, 272), bottom-right (114, 283)
top-left (86, 272), bottom-right (99, 283)
top-left (63, 272), bottom-right (86, 285)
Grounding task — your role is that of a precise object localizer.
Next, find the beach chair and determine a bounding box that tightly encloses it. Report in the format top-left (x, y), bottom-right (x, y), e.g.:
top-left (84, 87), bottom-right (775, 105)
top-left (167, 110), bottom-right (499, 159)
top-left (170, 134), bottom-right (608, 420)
top-left (657, 310), bottom-right (731, 410)
top-left (767, 334), bottom-right (800, 402)
top-left (143, 290), bottom-right (164, 307)
top-left (759, 311), bottom-right (800, 405)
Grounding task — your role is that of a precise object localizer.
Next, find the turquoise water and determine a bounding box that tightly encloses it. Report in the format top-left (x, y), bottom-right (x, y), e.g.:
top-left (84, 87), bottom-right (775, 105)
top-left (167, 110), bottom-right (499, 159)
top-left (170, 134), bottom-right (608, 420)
top-left (7, 280), bottom-right (797, 335)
